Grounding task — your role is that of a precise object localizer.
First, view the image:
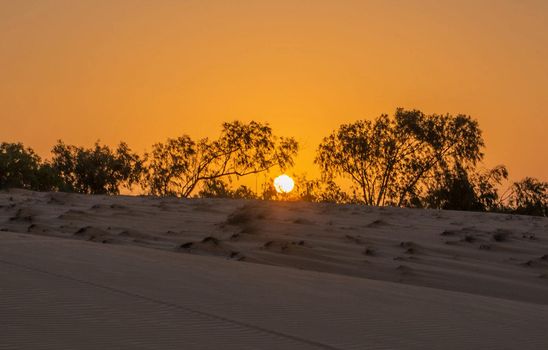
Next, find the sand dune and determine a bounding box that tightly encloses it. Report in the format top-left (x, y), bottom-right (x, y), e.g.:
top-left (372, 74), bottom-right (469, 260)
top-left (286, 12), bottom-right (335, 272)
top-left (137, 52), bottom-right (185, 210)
top-left (1, 189), bottom-right (548, 349)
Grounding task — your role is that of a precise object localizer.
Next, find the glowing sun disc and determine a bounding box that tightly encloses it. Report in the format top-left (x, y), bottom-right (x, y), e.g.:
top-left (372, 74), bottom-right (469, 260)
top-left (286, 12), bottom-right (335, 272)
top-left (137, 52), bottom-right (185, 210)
top-left (273, 174), bottom-right (295, 193)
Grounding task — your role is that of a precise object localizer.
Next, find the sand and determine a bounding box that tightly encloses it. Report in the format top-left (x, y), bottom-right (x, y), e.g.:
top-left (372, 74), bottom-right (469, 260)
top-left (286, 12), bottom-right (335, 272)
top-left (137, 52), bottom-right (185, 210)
top-left (1, 189), bottom-right (548, 349)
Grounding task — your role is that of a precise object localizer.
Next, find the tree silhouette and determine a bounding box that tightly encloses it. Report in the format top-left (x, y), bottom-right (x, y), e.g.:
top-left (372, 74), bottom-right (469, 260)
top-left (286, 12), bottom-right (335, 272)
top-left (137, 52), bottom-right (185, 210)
top-left (2, 113), bottom-right (544, 217)
top-left (0, 142), bottom-right (60, 191)
top-left (316, 109), bottom-right (484, 206)
top-left (142, 121), bottom-right (298, 197)
top-left (51, 141), bottom-right (142, 195)
top-left (198, 179), bottom-right (256, 199)
top-left (141, 136), bottom-right (195, 196)
top-left (231, 184), bottom-right (257, 199)
top-left (473, 165), bottom-right (509, 211)
top-left (506, 177), bottom-right (547, 216)
top-left (424, 163), bottom-right (480, 210)
top-left (291, 175), bottom-right (353, 203)
top-left (0, 142), bottom-right (41, 190)
top-left (423, 163), bottom-right (508, 211)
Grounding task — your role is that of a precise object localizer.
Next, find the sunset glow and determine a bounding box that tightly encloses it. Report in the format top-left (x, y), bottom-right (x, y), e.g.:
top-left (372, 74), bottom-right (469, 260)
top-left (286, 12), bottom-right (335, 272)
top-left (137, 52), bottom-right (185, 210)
top-left (0, 1), bottom-right (547, 184)
top-left (274, 174), bottom-right (295, 194)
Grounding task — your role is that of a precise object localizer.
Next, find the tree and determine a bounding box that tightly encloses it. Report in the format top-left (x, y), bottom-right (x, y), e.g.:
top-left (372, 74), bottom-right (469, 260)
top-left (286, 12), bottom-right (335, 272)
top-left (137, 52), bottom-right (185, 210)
top-left (0, 142), bottom-right (42, 190)
top-left (198, 178), bottom-right (233, 198)
top-left (260, 178), bottom-right (279, 201)
top-left (51, 141), bottom-right (142, 195)
top-left (424, 164), bottom-right (508, 211)
top-left (506, 177), bottom-right (547, 216)
top-left (142, 121), bottom-right (298, 197)
top-left (473, 165), bottom-right (509, 211)
top-left (34, 163), bottom-right (64, 192)
top-left (0, 142), bottom-right (61, 191)
top-left (424, 163), bottom-right (479, 211)
top-left (198, 179), bottom-right (257, 199)
top-left (232, 185), bottom-right (257, 200)
top-left (292, 175), bottom-right (352, 203)
top-left (141, 136), bottom-right (196, 196)
top-left (316, 109), bottom-right (484, 206)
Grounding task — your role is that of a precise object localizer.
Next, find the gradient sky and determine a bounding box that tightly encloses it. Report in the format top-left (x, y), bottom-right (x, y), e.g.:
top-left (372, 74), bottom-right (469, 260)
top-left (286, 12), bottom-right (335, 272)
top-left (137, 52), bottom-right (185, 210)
top-left (1, 0), bottom-right (547, 185)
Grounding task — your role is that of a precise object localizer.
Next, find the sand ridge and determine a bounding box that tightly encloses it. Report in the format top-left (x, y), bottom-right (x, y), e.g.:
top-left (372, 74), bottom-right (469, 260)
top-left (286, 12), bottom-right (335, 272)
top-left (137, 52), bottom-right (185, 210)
top-left (1, 190), bottom-right (547, 304)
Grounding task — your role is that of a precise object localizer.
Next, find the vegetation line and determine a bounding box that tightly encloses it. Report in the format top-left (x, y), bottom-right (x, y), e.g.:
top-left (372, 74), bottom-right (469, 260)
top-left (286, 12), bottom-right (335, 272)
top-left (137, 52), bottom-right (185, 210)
top-left (1, 110), bottom-right (546, 216)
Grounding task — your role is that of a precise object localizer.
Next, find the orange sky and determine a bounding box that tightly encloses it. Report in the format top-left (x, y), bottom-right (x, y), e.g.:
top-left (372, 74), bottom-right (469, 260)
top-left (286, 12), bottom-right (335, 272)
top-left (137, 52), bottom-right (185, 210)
top-left (1, 0), bottom-right (547, 185)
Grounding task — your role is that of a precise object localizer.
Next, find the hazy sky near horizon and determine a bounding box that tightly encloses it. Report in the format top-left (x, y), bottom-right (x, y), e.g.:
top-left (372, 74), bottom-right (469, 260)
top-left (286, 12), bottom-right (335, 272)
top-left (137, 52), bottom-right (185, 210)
top-left (1, 0), bottom-right (547, 183)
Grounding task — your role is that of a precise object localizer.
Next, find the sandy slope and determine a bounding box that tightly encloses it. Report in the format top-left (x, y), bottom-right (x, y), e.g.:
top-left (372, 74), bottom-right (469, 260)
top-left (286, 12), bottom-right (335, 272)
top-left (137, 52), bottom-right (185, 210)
top-left (1, 190), bottom-right (548, 349)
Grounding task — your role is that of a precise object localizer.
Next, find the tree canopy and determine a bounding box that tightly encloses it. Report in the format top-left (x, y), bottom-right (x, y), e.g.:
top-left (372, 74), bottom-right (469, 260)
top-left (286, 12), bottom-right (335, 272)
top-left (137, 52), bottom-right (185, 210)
top-left (506, 177), bottom-right (548, 216)
top-left (51, 141), bottom-right (142, 195)
top-left (0, 142), bottom-right (43, 190)
top-left (142, 121), bottom-right (298, 197)
top-left (316, 109), bottom-right (484, 206)
top-left (424, 164), bottom-right (508, 211)
top-left (1, 113), bottom-right (545, 216)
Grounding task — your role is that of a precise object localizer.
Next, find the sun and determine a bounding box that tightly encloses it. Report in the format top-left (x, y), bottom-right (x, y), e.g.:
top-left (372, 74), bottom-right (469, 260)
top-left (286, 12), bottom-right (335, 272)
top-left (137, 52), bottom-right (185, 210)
top-left (273, 174), bottom-right (295, 194)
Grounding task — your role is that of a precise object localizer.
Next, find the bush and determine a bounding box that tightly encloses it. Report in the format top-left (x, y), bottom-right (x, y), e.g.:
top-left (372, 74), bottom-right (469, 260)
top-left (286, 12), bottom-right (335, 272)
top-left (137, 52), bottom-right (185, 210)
top-left (51, 141), bottom-right (142, 195)
top-left (507, 178), bottom-right (547, 216)
top-left (0, 142), bottom-right (60, 191)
